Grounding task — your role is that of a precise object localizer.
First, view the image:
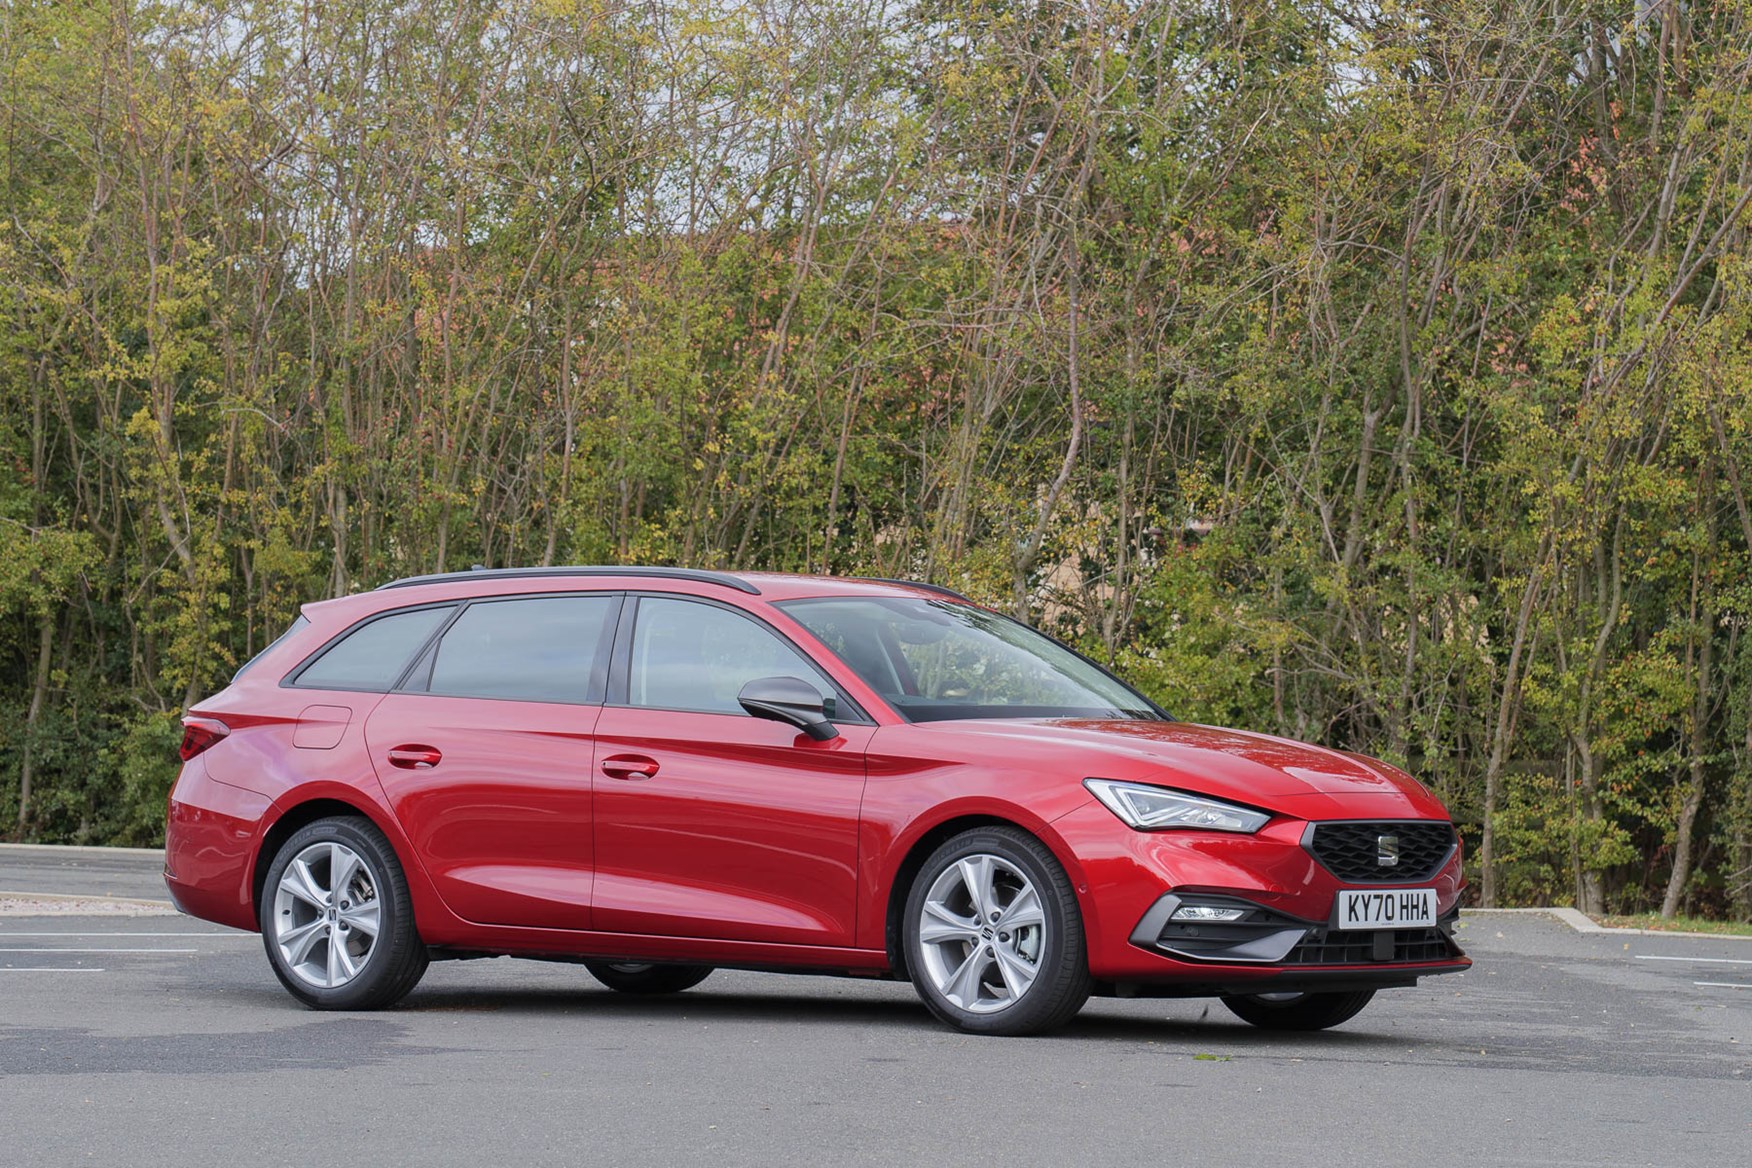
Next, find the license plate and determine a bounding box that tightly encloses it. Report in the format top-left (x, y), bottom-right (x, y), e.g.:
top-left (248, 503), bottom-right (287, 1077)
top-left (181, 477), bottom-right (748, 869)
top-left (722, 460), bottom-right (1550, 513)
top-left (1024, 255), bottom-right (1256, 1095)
top-left (1332, 888), bottom-right (1437, 930)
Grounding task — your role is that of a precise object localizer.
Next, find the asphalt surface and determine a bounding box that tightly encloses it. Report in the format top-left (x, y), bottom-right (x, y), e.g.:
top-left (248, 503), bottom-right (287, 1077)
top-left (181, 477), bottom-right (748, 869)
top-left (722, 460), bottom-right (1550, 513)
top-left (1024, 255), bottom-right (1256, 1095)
top-left (0, 843), bottom-right (169, 902)
top-left (1, 848), bottom-right (1747, 1168)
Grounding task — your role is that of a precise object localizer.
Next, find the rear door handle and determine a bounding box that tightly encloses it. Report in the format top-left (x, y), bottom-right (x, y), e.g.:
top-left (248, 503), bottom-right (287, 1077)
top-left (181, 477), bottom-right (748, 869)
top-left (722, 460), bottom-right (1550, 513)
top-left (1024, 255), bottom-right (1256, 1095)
top-left (387, 745), bottom-right (443, 769)
top-left (600, 754), bottom-right (660, 780)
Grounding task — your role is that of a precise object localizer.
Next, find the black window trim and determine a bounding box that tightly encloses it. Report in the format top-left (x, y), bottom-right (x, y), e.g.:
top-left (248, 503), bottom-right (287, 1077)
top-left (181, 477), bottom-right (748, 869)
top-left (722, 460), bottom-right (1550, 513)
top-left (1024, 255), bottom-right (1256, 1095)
top-left (394, 591), bottom-right (625, 707)
top-left (607, 592), bottom-right (874, 725)
top-left (282, 601), bottom-right (462, 694)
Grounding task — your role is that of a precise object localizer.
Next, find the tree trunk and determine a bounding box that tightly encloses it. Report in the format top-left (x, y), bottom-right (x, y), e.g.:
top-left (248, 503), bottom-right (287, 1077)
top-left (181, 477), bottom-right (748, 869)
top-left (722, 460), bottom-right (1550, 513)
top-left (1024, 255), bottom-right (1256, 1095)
top-left (1481, 540), bottom-right (1549, 906)
top-left (1733, 745), bottom-right (1752, 921)
top-left (17, 615), bottom-right (55, 837)
top-left (1012, 241), bottom-right (1083, 617)
top-left (1575, 736), bottom-right (1608, 915)
top-left (1662, 754), bottom-right (1708, 918)
top-left (1662, 525), bottom-right (1714, 918)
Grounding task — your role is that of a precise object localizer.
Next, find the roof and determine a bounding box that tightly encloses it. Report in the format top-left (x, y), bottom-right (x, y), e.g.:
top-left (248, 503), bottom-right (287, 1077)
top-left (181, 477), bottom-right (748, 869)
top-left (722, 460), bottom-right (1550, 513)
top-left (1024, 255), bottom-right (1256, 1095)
top-left (356, 565), bottom-right (973, 605)
top-left (378, 565), bottom-right (758, 594)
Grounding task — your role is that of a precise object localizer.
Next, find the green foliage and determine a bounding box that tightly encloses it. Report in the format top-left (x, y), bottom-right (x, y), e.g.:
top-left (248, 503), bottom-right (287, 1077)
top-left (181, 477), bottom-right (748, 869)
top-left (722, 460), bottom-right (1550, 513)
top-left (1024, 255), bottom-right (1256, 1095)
top-left (101, 711), bottom-right (185, 847)
top-left (2, 0), bottom-right (1751, 919)
top-left (1116, 538), bottom-right (1275, 731)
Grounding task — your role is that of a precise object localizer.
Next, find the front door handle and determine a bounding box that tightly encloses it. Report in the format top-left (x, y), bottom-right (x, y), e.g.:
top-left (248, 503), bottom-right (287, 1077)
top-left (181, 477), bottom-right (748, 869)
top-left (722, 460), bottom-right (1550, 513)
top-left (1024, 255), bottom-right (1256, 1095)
top-left (600, 754), bottom-right (660, 780)
top-left (387, 745), bottom-right (443, 769)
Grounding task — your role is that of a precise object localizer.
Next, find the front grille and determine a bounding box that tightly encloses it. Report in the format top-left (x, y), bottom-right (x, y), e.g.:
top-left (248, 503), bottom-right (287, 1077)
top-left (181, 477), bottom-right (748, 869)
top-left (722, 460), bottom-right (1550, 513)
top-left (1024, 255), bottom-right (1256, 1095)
top-left (1284, 928), bottom-right (1456, 965)
top-left (1308, 821), bottom-right (1455, 883)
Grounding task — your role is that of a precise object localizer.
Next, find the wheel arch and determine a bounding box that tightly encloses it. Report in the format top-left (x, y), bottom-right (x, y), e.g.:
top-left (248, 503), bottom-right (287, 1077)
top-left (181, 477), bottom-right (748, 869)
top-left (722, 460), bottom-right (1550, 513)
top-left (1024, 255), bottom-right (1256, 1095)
top-left (251, 796), bottom-right (407, 929)
top-left (881, 812), bottom-right (1085, 981)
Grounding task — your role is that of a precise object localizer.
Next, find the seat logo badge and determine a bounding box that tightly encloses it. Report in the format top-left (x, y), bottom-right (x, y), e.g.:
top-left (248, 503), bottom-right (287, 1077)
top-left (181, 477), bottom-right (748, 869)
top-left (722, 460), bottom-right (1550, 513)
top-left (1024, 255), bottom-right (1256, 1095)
top-left (1377, 835), bottom-right (1400, 867)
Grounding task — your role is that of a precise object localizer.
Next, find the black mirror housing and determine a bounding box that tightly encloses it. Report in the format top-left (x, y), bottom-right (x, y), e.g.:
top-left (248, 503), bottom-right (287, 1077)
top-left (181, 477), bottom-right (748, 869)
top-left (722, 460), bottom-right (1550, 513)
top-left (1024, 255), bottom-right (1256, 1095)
top-left (737, 676), bottom-right (840, 741)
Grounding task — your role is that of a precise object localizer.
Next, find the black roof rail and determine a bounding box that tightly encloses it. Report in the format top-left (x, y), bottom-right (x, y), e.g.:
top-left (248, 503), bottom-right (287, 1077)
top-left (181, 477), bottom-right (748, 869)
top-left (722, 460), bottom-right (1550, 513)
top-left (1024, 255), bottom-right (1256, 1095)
top-left (376, 565), bottom-right (761, 595)
top-left (856, 577), bottom-right (974, 603)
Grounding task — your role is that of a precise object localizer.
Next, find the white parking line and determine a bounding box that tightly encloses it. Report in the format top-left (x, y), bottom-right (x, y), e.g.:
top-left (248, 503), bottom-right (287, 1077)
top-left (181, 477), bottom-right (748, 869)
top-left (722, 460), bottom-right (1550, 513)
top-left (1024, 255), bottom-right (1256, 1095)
top-left (0, 931), bottom-right (244, 938)
top-left (1635, 954), bottom-right (1752, 965)
top-left (0, 967), bottom-right (105, 973)
top-left (1694, 981), bottom-right (1752, 989)
top-left (0, 947), bottom-right (197, 954)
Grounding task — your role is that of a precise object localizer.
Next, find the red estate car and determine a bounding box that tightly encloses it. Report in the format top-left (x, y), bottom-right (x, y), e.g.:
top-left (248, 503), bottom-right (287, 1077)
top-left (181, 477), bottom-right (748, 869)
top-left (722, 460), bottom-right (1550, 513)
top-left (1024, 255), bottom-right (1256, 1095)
top-left (166, 567), bottom-right (1468, 1035)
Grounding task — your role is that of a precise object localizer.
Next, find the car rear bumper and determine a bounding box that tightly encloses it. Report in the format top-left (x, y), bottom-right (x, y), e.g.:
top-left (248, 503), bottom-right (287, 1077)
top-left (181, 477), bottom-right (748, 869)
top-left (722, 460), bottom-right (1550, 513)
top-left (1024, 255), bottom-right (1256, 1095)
top-left (164, 756), bottom-right (271, 932)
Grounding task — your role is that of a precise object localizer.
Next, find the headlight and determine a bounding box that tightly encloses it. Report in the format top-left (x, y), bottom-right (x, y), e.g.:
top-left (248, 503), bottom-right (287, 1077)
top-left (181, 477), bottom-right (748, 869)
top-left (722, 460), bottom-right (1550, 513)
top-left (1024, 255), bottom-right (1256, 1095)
top-left (1083, 779), bottom-right (1270, 833)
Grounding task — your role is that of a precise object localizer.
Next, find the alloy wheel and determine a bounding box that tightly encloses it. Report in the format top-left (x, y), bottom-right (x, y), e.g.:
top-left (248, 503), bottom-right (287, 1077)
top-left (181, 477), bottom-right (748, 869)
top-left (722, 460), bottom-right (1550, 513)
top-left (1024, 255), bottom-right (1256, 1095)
top-left (271, 840), bottom-right (382, 989)
top-left (914, 853), bottom-right (1047, 1014)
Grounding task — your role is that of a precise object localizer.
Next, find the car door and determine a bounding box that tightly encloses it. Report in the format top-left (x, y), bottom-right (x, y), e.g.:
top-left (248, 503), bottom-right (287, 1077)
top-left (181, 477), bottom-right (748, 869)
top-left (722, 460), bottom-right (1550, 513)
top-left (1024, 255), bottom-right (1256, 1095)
top-left (591, 594), bottom-right (872, 948)
top-left (364, 592), bottom-right (620, 931)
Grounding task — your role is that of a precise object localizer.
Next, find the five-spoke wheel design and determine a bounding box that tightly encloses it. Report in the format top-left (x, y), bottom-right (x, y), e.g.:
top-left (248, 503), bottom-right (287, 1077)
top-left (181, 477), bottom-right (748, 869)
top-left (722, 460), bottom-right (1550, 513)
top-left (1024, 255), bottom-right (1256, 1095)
top-left (903, 827), bottom-right (1090, 1035)
top-left (260, 817), bottom-right (428, 1009)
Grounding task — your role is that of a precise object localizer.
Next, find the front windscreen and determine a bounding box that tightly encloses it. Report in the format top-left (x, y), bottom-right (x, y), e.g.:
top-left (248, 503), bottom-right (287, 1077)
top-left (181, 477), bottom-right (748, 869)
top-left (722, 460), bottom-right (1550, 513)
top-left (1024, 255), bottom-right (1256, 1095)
top-left (778, 597), bottom-right (1162, 723)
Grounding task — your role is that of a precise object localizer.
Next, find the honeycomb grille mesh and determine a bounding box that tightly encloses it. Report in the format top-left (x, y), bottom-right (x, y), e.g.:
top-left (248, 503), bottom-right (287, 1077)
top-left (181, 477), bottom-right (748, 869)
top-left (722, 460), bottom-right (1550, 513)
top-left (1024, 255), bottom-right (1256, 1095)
top-left (1308, 821), bottom-right (1455, 883)
top-left (1284, 928), bottom-right (1457, 965)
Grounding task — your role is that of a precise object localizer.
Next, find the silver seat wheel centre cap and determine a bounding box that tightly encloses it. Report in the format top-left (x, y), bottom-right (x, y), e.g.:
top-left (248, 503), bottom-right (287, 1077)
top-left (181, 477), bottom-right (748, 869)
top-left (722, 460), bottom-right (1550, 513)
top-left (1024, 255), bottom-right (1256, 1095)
top-left (272, 841), bottom-right (382, 989)
top-left (916, 854), bottom-right (1047, 1015)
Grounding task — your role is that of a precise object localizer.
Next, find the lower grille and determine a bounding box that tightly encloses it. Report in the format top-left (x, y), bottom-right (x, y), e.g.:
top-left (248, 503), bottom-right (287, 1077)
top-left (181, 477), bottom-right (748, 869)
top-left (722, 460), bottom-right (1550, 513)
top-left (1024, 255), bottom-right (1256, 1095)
top-left (1283, 927), bottom-right (1456, 965)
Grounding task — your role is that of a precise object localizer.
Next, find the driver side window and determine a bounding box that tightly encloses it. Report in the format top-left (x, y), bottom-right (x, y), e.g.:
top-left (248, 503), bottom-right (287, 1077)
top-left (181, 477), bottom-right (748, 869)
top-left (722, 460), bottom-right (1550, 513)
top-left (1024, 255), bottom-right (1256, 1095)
top-left (627, 597), bottom-right (826, 715)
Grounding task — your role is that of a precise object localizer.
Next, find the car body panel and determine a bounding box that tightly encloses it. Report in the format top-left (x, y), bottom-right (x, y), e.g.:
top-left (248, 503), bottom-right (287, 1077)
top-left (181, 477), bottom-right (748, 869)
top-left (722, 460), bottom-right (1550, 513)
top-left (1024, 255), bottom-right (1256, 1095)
top-left (590, 706), bottom-right (871, 946)
top-left (908, 719), bottom-right (1446, 810)
top-left (364, 693), bottom-right (601, 931)
top-left (162, 754), bottom-right (275, 930)
top-left (1046, 799), bottom-right (1465, 980)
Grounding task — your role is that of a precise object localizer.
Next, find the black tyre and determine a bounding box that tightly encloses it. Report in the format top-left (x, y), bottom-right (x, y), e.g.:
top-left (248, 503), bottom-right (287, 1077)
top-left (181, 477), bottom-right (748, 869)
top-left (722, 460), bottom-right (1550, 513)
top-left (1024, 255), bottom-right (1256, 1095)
top-left (1219, 989), bottom-right (1375, 1031)
top-left (259, 816), bottom-right (428, 1009)
top-left (584, 961), bottom-right (714, 995)
top-left (902, 826), bottom-right (1091, 1036)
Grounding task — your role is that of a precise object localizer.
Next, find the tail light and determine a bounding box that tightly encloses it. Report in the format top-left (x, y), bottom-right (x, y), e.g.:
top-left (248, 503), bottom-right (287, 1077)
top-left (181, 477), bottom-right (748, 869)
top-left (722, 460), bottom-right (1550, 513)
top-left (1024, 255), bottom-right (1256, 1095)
top-left (179, 717), bottom-right (230, 762)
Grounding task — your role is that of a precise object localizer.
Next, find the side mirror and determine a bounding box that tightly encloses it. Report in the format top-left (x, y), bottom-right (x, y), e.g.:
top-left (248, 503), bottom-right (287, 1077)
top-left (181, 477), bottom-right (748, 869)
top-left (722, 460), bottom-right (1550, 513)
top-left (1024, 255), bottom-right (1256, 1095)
top-left (738, 676), bottom-right (840, 742)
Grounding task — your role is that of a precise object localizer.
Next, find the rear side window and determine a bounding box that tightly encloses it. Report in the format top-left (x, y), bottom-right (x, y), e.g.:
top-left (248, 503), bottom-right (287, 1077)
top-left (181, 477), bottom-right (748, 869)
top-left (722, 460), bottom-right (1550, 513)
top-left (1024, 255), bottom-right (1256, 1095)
top-left (416, 595), bottom-right (616, 703)
top-left (293, 606), bottom-right (452, 692)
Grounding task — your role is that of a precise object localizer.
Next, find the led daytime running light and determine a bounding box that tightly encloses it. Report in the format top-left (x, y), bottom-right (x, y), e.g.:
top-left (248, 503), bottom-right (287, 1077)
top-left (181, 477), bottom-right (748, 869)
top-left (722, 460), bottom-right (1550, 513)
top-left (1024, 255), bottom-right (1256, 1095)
top-left (1083, 779), bottom-right (1270, 834)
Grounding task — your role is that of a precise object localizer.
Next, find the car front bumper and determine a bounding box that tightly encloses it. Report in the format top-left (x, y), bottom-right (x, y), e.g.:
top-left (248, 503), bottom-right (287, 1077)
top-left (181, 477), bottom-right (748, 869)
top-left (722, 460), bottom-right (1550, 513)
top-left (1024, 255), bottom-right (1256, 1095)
top-left (1051, 799), bottom-right (1470, 990)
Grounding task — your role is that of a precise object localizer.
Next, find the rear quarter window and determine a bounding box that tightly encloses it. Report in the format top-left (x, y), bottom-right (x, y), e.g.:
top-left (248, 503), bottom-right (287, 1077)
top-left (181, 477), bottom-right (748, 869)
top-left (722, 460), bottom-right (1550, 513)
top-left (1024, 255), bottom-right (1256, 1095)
top-left (291, 606), bottom-right (453, 692)
top-left (413, 594), bottom-right (616, 703)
